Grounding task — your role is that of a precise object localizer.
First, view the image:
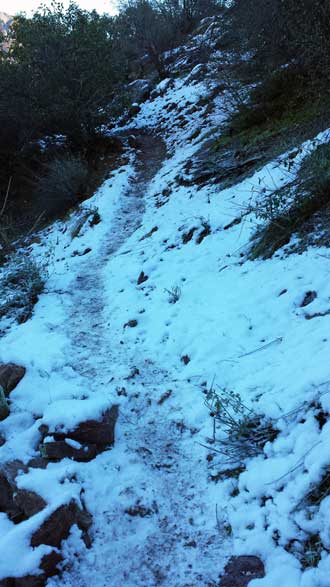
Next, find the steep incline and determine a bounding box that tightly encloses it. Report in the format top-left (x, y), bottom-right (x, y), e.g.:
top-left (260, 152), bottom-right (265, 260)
top-left (1, 20), bottom-right (330, 587)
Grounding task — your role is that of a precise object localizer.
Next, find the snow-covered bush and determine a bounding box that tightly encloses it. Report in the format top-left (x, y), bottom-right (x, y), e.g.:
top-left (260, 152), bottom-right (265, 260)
top-left (1, 255), bottom-right (47, 323)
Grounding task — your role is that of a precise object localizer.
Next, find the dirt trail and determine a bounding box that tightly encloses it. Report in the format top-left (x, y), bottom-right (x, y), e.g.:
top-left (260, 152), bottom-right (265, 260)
top-left (68, 133), bottom-right (167, 381)
top-left (51, 133), bottom-right (226, 587)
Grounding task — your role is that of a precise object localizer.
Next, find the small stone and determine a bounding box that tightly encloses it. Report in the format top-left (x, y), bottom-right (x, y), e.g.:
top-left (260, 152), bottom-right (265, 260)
top-left (124, 319), bottom-right (138, 328)
top-left (301, 290), bottom-right (317, 307)
top-left (137, 271), bottom-right (149, 285)
top-left (181, 355), bottom-right (190, 365)
top-left (221, 555), bottom-right (265, 587)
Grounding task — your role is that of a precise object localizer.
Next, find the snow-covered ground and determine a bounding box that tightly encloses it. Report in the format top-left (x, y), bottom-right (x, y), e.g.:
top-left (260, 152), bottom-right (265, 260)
top-left (1, 30), bottom-right (330, 587)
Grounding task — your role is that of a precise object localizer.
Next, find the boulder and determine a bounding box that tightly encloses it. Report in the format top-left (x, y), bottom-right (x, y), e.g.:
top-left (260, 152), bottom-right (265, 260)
top-left (0, 363), bottom-right (26, 396)
top-left (31, 500), bottom-right (92, 548)
top-left (52, 405), bottom-right (119, 447)
top-left (127, 79), bottom-right (153, 104)
top-left (221, 556), bottom-right (265, 587)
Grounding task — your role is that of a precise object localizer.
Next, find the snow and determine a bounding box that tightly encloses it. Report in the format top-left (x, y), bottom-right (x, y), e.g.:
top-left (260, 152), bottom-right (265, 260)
top-left (0, 25), bottom-right (330, 587)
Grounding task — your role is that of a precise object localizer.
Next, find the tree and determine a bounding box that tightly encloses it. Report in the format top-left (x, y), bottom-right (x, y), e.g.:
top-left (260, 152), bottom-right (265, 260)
top-left (1, 2), bottom-right (118, 146)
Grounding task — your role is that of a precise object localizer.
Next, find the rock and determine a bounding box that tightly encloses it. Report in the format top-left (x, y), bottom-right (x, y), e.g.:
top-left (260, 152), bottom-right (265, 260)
top-left (301, 290), bottom-right (317, 307)
top-left (137, 271), bottom-right (149, 285)
top-left (31, 500), bottom-right (92, 548)
top-left (152, 78), bottom-right (175, 98)
top-left (38, 406), bottom-right (119, 464)
top-left (127, 79), bottom-right (153, 104)
top-left (52, 405), bottom-right (119, 447)
top-left (0, 461), bottom-right (45, 522)
top-left (0, 577), bottom-right (44, 587)
top-left (14, 490), bottom-right (46, 519)
top-left (139, 226), bottom-right (158, 241)
top-left (0, 470), bottom-right (18, 520)
top-left (27, 457), bottom-right (48, 470)
top-left (0, 363), bottom-right (26, 396)
top-left (124, 319), bottom-right (138, 329)
top-left (72, 247), bottom-right (92, 257)
top-left (186, 63), bottom-right (207, 84)
top-left (181, 355), bottom-right (190, 365)
top-left (40, 550), bottom-right (63, 577)
top-left (0, 551), bottom-right (62, 587)
top-left (129, 104), bottom-right (141, 116)
top-left (221, 555), bottom-right (265, 587)
top-left (0, 386), bottom-right (9, 421)
top-left (40, 440), bottom-right (97, 462)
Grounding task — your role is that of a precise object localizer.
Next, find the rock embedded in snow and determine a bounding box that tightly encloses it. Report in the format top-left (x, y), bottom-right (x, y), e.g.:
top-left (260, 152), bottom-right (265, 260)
top-left (0, 386), bottom-right (9, 421)
top-left (0, 461), bottom-right (46, 522)
top-left (31, 500), bottom-right (92, 549)
top-left (13, 490), bottom-right (46, 520)
top-left (40, 439), bottom-right (97, 462)
top-left (0, 363), bottom-right (26, 396)
top-left (300, 290), bottom-right (317, 307)
top-left (42, 404), bottom-right (119, 449)
top-left (0, 551), bottom-right (63, 586)
top-left (220, 556), bottom-right (265, 587)
top-left (124, 319), bottom-right (138, 328)
top-left (137, 271), bottom-right (149, 285)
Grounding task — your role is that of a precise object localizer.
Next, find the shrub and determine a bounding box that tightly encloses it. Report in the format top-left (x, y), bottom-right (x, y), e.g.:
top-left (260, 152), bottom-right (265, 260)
top-left (230, 67), bottom-right (309, 134)
top-left (35, 155), bottom-right (89, 217)
top-left (164, 285), bottom-right (181, 304)
top-left (1, 255), bottom-right (47, 323)
top-left (250, 143), bottom-right (330, 258)
top-left (204, 385), bottom-right (277, 462)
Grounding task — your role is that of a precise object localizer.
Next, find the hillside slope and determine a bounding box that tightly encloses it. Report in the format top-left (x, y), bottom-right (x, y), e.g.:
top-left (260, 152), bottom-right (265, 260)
top-left (1, 18), bottom-right (330, 587)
